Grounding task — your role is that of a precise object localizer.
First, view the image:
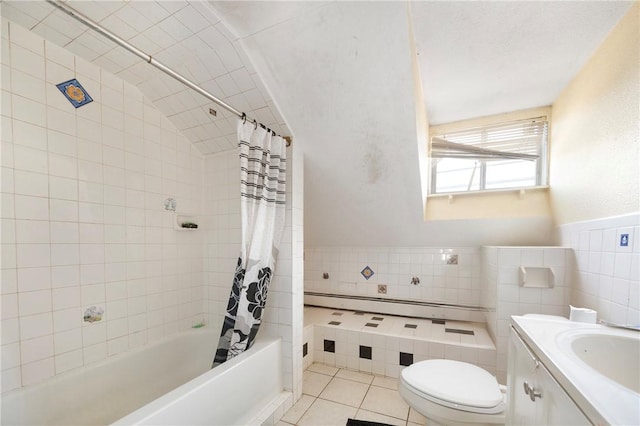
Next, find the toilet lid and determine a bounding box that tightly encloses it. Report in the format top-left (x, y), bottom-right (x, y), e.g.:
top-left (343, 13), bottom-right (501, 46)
top-left (402, 360), bottom-right (503, 409)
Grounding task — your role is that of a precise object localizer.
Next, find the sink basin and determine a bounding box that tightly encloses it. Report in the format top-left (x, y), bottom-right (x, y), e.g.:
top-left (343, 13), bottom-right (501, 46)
top-left (558, 329), bottom-right (640, 393)
top-left (514, 315), bottom-right (640, 426)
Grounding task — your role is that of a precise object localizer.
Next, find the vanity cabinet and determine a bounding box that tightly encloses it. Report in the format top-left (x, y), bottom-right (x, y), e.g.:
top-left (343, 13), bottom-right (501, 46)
top-left (507, 327), bottom-right (591, 425)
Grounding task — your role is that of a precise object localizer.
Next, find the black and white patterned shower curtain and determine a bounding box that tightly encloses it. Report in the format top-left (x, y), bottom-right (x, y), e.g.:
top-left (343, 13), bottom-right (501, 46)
top-left (213, 118), bottom-right (287, 367)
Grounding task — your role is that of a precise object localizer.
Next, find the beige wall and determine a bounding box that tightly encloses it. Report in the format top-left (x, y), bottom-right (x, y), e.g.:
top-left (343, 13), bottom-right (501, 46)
top-left (550, 3), bottom-right (640, 225)
top-left (425, 188), bottom-right (551, 221)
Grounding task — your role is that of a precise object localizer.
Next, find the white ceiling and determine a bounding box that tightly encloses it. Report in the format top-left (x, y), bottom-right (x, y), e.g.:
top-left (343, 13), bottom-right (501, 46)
top-left (2, 1), bottom-right (634, 246)
top-left (411, 1), bottom-right (635, 125)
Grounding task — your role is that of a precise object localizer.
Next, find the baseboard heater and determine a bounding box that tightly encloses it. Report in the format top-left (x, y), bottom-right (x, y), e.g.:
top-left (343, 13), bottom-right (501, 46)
top-left (304, 291), bottom-right (489, 322)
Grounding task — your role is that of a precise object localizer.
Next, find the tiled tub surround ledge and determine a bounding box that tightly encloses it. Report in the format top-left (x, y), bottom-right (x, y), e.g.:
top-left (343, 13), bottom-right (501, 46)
top-left (303, 306), bottom-right (497, 381)
top-left (305, 291), bottom-right (488, 322)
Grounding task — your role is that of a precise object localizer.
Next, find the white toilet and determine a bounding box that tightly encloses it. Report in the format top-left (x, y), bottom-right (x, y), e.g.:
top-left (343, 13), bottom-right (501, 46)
top-left (399, 359), bottom-right (506, 426)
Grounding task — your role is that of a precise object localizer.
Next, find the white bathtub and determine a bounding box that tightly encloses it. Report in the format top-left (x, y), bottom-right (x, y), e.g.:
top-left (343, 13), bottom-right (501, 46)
top-left (1, 328), bottom-right (290, 425)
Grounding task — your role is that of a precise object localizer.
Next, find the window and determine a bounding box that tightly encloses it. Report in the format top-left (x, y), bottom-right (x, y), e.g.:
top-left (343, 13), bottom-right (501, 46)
top-left (429, 117), bottom-right (548, 194)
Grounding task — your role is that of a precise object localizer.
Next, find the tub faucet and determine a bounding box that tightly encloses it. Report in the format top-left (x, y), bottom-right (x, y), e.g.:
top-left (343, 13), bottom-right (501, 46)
top-left (598, 319), bottom-right (640, 331)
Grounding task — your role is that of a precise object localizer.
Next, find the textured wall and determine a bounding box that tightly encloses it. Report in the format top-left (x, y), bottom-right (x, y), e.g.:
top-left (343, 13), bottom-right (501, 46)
top-left (550, 3), bottom-right (639, 225)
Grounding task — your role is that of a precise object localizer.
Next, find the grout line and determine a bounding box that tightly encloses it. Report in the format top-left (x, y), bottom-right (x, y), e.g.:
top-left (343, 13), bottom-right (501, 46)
top-left (291, 394), bottom-right (317, 426)
top-left (300, 363), bottom-right (414, 425)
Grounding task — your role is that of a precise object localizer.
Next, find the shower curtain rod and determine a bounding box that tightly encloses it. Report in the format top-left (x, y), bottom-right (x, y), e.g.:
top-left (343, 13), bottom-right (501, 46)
top-left (45, 0), bottom-right (291, 147)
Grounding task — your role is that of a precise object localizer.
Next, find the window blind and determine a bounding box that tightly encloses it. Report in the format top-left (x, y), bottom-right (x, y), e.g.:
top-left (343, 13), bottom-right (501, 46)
top-left (429, 116), bottom-right (549, 194)
top-left (431, 117), bottom-right (548, 161)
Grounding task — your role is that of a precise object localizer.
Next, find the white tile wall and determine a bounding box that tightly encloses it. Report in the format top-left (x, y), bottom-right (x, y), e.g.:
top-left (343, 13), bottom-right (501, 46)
top-left (481, 246), bottom-right (572, 383)
top-left (202, 149), bottom-right (241, 333)
top-left (305, 247), bottom-right (481, 307)
top-left (1, 20), bottom-right (204, 392)
top-left (556, 213), bottom-right (640, 326)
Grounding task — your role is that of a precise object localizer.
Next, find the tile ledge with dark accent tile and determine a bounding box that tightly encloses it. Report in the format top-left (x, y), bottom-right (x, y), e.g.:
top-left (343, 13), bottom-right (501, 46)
top-left (445, 328), bottom-right (474, 335)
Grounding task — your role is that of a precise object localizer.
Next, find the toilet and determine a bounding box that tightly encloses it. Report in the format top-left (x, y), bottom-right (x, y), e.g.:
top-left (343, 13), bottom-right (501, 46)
top-left (399, 359), bottom-right (506, 426)
top-left (399, 314), bottom-right (569, 425)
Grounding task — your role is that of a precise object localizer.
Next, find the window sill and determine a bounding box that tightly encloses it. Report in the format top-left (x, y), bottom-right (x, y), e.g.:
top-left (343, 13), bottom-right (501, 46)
top-left (428, 185), bottom-right (549, 201)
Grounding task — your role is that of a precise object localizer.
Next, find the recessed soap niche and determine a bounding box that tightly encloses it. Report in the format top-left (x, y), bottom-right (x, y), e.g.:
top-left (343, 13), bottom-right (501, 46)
top-left (519, 266), bottom-right (554, 288)
top-left (175, 214), bottom-right (199, 230)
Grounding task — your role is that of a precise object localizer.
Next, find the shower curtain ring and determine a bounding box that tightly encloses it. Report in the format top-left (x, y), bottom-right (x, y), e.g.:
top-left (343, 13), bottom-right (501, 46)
top-left (253, 119), bottom-right (258, 130)
top-left (241, 113), bottom-right (246, 124)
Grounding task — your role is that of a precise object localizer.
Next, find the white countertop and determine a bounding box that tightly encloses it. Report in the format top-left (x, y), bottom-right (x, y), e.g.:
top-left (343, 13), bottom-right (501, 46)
top-left (511, 315), bottom-right (640, 426)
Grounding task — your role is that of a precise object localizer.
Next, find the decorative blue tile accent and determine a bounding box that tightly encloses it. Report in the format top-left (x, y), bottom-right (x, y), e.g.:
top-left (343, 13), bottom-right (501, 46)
top-left (361, 265), bottom-right (375, 280)
top-left (620, 233), bottom-right (629, 247)
top-left (56, 78), bottom-right (93, 108)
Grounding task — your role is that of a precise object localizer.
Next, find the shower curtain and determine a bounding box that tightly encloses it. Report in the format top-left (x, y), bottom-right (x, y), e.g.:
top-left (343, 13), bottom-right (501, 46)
top-left (213, 118), bottom-right (287, 367)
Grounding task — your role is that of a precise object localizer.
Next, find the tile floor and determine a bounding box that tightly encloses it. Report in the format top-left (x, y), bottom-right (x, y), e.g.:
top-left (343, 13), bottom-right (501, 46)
top-left (278, 363), bottom-right (427, 426)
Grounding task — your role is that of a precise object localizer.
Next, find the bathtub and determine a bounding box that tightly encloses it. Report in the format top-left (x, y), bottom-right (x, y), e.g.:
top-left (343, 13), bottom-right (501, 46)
top-left (1, 328), bottom-right (290, 425)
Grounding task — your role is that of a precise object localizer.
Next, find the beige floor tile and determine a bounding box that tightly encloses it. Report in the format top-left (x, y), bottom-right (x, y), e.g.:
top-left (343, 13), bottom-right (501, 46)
top-left (372, 375), bottom-right (399, 390)
top-left (336, 368), bottom-right (375, 384)
top-left (361, 385), bottom-right (410, 421)
top-left (307, 363), bottom-right (339, 376)
top-left (319, 377), bottom-right (370, 408)
top-left (276, 421), bottom-right (294, 426)
top-left (298, 398), bottom-right (357, 426)
top-left (281, 394), bottom-right (316, 424)
top-left (355, 409), bottom-right (406, 426)
top-left (303, 371), bottom-right (332, 397)
top-left (409, 407), bottom-right (428, 424)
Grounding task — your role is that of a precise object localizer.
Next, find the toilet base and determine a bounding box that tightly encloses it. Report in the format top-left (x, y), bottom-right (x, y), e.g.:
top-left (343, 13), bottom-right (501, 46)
top-left (399, 379), bottom-right (505, 426)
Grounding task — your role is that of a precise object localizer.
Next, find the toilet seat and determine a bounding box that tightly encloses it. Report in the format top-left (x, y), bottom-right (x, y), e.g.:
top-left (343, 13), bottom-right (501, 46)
top-left (401, 359), bottom-right (505, 414)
